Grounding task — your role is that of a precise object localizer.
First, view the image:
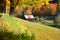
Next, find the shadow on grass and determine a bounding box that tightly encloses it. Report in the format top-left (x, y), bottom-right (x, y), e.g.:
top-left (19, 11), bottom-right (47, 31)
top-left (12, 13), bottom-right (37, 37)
top-left (0, 31), bottom-right (35, 40)
top-left (43, 23), bottom-right (60, 29)
top-left (48, 25), bottom-right (60, 29)
top-left (39, 22), bottom-right (60, 29)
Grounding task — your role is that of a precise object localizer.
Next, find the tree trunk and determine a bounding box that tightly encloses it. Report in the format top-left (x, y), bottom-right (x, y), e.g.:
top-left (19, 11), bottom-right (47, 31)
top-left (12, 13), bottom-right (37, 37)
top-left (0, 0), bottom-right (6, 13)
top-left (10, 0), bottom-right (19, 15)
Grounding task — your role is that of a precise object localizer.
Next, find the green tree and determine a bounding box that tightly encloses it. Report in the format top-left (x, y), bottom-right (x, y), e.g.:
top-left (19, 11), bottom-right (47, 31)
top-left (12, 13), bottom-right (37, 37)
top-left (54, 0), bottom-right (60, 26)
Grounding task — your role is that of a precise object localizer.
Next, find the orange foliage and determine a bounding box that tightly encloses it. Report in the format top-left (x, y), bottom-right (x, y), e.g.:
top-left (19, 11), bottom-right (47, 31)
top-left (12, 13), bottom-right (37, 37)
top-left (35, 8), bottom-right (41, 14)
top-left (35, 5), bottom-right (41, 14)
top-left (15, 6), bottom-right (23, 10)
top-left (49, 3), bottom-right (57, 15)
top-left (26, 7), bottom-right (32, 14)
top-left (35, 3), bottom-right (57, 15)
top-left (49, 3), bottom-right (57, 11)
top-left (6, 0), bottom-right (10, 6)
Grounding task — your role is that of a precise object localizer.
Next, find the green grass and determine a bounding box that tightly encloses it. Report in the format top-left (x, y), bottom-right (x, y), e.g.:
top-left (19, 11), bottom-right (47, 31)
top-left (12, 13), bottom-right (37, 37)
top-left (0, 14), bottom-right (60, 40)
top-left (0, 14), bottom-right (34, 40)
top-left (14, 16), bottom-right (60, 40)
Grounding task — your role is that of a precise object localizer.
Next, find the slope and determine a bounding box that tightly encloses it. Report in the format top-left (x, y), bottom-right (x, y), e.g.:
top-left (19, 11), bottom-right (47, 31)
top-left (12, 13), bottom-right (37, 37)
top-left (0, 14), bottom-right (60, 40)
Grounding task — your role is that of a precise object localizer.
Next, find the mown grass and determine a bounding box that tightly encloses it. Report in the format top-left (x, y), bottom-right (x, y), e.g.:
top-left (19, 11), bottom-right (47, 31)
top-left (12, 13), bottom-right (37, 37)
top-left (0, 14), bottom-right (60, 40)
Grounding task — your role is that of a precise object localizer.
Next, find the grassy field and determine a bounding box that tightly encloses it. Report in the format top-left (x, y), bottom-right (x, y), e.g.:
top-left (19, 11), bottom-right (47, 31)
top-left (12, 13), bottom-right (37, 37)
top-left (0, 14), bottom-right (60, 40)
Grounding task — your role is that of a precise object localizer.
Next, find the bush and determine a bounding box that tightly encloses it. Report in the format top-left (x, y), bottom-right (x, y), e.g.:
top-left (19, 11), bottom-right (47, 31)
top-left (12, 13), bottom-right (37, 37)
top-left (55, 15), bottom-right (60, 26)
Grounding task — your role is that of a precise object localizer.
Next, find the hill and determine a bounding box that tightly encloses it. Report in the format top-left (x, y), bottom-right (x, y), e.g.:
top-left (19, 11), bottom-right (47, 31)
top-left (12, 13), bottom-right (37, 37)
top-left (0, 14), bottom-right (60, 40)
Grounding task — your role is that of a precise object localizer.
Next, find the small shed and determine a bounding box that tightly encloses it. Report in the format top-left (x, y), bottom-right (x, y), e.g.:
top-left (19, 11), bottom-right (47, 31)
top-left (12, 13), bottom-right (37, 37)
top-left (24, 15), bottom-right (35, 22)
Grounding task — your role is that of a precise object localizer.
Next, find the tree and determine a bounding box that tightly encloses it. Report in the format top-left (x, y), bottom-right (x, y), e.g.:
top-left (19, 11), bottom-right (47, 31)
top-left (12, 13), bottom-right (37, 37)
top-left (54, 0), bottom-right (60, 26)
top-left (0, 0), bottom-right (6, 13)
top-left (10, 0), bottom-right (19, 15)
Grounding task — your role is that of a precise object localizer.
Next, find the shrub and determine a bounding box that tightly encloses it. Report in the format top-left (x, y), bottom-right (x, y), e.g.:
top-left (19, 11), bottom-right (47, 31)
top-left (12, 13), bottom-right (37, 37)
top-left (54, 15), bottom-right (60, 26)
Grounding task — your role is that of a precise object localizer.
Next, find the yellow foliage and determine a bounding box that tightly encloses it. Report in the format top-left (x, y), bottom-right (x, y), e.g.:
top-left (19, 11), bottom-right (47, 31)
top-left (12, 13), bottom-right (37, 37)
top-left (6, 0), bottom-right (10, 6)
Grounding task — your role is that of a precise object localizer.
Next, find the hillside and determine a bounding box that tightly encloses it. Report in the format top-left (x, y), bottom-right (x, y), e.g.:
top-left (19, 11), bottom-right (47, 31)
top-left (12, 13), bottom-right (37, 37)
top-left (14, 16), bottom-right (60, 40)
top-left (0, 14), bottom-right (60, 40)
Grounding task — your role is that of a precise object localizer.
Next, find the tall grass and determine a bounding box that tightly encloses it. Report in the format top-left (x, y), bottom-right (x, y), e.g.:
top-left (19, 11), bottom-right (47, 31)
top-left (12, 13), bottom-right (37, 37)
top-left (0, 15), bottom-right (35, 40)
